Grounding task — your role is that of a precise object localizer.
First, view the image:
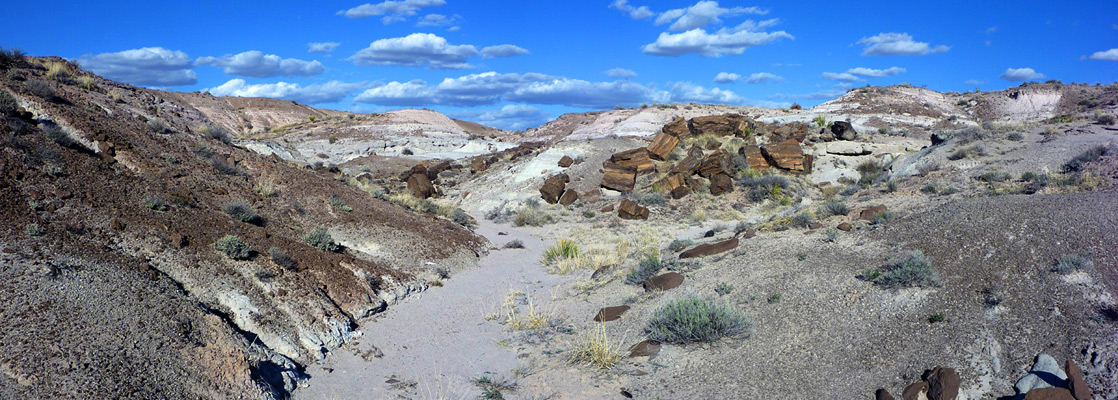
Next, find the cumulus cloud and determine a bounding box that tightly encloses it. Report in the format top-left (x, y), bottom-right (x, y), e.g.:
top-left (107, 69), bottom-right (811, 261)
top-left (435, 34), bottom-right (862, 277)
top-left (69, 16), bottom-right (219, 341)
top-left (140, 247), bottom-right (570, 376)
top-left (480, 44), bottom-right (529, 58)
top-left (307, 42), bottom-right (341, 53)
top-left (352, 80), bottom-right (439, 106)
top-left (196, 51), bottom-right (324, 78)
top-left (655, 1), bottom-right (768, 31)
top-left (349, 33), bottom-right (478, 69)
top-left (713, 72), bottom-right (740, 83)
top-left (453, 104), bottom-right (551, 130)
top-left (769, 88), bottom-right (847, 100)
top-left (415, 13), bottom-right (460, 27)
top-left (605, 68), bottom-right (637, 78)
top-left (822, 72), bottom-right (861, 82)
top-left (745, 72), bottom-right (781, 83)
top-left (642, 19), bottom-right (792, 57)
top-left (669, 82), bottom-right (742, 104)
top-left (338, 0), bottom-right (445, 23)
top-left (999, 67), bottom-right (1045, 81)
top-left (506, 79), bottom-right (668, 108)
top-left (846, 66), bottom-right (905, 77)
top-left (964, 79), bottom-right (985, 85)
top-left (610, 0), bottom-right (654, 19)
top-left (1088, 48), bottom-right (1118, 61)
top-left (75, 47), bottom-right (197, 86)
top-left (205, 79), bottom-right (365, 104)
top-left (856, 32), bottom-right (949, 56)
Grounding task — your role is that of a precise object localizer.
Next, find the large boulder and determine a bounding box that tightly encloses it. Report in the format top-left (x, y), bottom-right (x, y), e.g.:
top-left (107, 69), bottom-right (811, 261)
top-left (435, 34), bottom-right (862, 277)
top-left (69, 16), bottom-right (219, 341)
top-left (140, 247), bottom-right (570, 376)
top-left (738, 145), bottom-right (770, 171)
top-left (671, 152), bottom-right (703, 176)
top-left (698, 150), bottom-right (733, 178)
top-left (601, 162), bottom-right (637, 192)
top-left (1016, 354), bottom-right (1068, 395)
top-left (831, 120), bottom-right (858, 140)
top-left (558, 155), bottom-right (574, 167)
top-left (617, 199), bottom-right (649, 220)
top-left (593, 305), bottom-right (630, 322)
top-left (662, 117), bottom-right (692, 139)
top-left (1065, 360), bottom-right (1091, 400)
top-left (859, 205), bottom-right (888, 221)
top-left (768, 121), bottom-right (811, 142)
top-left (876, 389), bottom-right (896, 400)
top-left (925, 366), bottom-right (959, 400)
top-left (643, 272), bottom-right (684, 291)
top-left (558, 189), bottom-right (579, 206)
top-left (540, 173), bottom-right (569, 204)
top-left (399, 162), bottom-right (428, 182)
top-left (901, 382), bottom-right (928, 400)
top-left (691, 114), bottom-right (749, 137)
top-left (407, 173), bottom-right (436, 198)
top-left (709, 173), bottom-right (734, 196)
top-left (659, 173), bottom-right (686, 194)
top-left (761, 139), bottom-right (808, 172)
top-left (647, 131), bottom-right (680, 161)
top-left (680, 238), bottom-right (738, 258)
top-left (1023, 388), bottom-right (1075, 400)
top-left (610, 148), bottom-right (655, 174)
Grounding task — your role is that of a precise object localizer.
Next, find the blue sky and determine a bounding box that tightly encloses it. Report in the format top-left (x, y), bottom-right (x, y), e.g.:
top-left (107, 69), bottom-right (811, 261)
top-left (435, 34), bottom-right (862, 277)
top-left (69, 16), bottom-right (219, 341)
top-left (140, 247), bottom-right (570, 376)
top-left (2, 1), bottom-right (1115, 129)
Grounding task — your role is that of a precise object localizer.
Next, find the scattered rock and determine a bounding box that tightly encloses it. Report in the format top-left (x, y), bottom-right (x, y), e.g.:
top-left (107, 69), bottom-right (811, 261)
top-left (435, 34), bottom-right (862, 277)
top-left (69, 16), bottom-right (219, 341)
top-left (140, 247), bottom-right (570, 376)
top-left (670, 186), bottom-right (690, 199)
top-left (593, 305), bottom-right (630, 322)
top-left (1023, 388), bottom-right (1075, 400)
top-left (407, 173), bottom-right (436, 198)
top-left (628, 339), bottom-right (661, 359)
top-left (647, 131), bottom-right (680, 161)
top-left (876, 388), bottom-right (897, 400)
top-left (662, 117), bottom-right (692, 139)
top-left (643, 272), bottom-right (684, 291)
top-left (109, 217), bottom-right (126, 231)
top-left (827, 141), bottom-right (872, 156)
top-left (931, 133), bottom-right (947, 146)
top-left (859, 205), bottom-right (888, 221)
top-left (540, 173), bottom-right (569, 204)
top-left (601, 162), bottom-right (637, 192)
top-left (831, 120), bottom-right (858, 140)
top-left (558, 155), bottom-right (574, 167)
top-left (600, 204), bottom-right (614, 213)
top-left (680, 238), bottom-right (738, 258)
top-left (558, 189), bottom-right (578, 206)
top-left (1064, 360), bottom-right (1091, 400)
top-left (738, 145), bottom-right (770, 171)
top-left (837, 222), bottom-right (853, 231)
top-left (902, 381), bottom-right (928, 400)
top-left (808, 222), bottom-right (823, 230)
top-left (768, 121), bottom-right (811, 142)
top-left (925, 366), bottom-right (959, 400)
top-left (590, 264), bottom-right (613, 280)
top-left (709, 173), bottom-right (734, 196)
top-left (470, 156), bottom-right (488, 171)
top-left (618, 199), bottom-right (650, 220)
top-left (671, 152), bottom-right (703, 176)
top-left (691, 114), bottom-right (748, 137)
top-left (610, 148), bottom-right (655, 174)
top-left (761, 139), bottom-right (808, 172)
top-left (1016, 354), bottom-right (1069, 394)
top-left (170, 233), bottom-right (188, 249)
top-left (698, 150), bottom-right (733, 178)
top-left (737, 228), bottom-right (756, 239)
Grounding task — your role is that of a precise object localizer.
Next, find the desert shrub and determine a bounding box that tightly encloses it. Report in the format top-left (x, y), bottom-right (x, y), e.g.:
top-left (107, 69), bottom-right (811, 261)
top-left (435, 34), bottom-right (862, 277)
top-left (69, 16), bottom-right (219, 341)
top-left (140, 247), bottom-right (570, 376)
top-left (141, 195), bottom-right (169, 211)
top-left (582, 210), bottom-right (595, 218)
top-left (77, 75), bottom-right (94, 89)
top-left (839, 184), bottom-right (860, 196)
top-left (269, 247), bottom-right (297, 271)
top-left (503, 239), bottom-right (525, 249)
top-left (872, 210), bottom-right (894, 225)
top-left (823, 228), bottom-right (840, 243)
top-left (44, 62), bottom-right (71, 83)
top-left (982, 284), bottom-right (1004, 307)
top-left (147, 118), bottom-right (173, 134)
top-left (0, 47), bottom-right (25, 66)
top-left (1052, 253), bottom-right (1093, 274)
top-left (401, 148), bottom-right (414, 155)
top-left (1096, 112), bottom-right (1116, 126)
top-left (302, 227), bottom-right (340, 252)
top-left (542, 239), bottom-right (580, 264)
top-left (646, 293), bottom-right (751, 344)
top-left (210, 158), bottom-right (242, 175)
top-left (1063, 145), bottom-right (1110, 173)
top-left (856, 160), bottom-right (886, 185)
top-left (1007, 132), bottom-right (1024, 141)
top-left (256, 178), bottom-right (277, 198)
top-left (0, 90), bottom-right (17, 115)
top-left (790, 103), bottom-right (802, 110)
top-left (821, 199), bottom-right (849, 217)
top-left (739, 174), bottom-right (789, 203)
top-left (885, 179), bottom-right (898, 192)
top-left (976, 171), bottom-right (1011, 183)
top-left (947, 145), bottom-right (985, 160)
top-left (640, 192), bottom-right (666, 206)
top-left (567, 325), bottom-right (624, 370)
top-left (222, 201), bottom-right (260, 224)
top-left (625, 252), bottom-right (664, 285)
top-left (861, 250), bottom-right (939, 288)
top-left (714, 282), bottom-right (733, 296)
top-left (513, 206), bottom-right (552, 227)
top-left (1021, 172), bottom-right (1050, 193)
top-left (25, 223), bottom-right (44, 237)
top-left (668, 238), bottom-right (694, 252)
top-left (813, 114), bottom-right (827, 128)
top-left (41, 122), bottom-right (76, 148)
top-left (327, 195), bottom-right (353, 212)
top-left (790, 212), bottom-right (814, 228)
top-left (921, 182), bottom-right (957, 196)
top-left (928, 312), bottom-right (947, 323)
top-left (25, 80), bottom-right (55, 101)
top-left (450, 208), bottom-right (473, 228)
top-left (213, 235), bottom-right (252, 260)
top-left (201, 125), bottom-right (231, 143)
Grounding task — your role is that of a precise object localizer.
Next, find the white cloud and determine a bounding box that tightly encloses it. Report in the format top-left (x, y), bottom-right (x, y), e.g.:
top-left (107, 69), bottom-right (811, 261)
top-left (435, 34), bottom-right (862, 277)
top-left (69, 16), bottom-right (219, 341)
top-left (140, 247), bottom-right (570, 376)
top-left (453, 104), bottom-right (550, 130)
top-left (610, 0), bottom-right (654, 19)
top-left (656, 1), bottom-right (768, 31)
top-left (435, 72), bottom-right (552, 105)
top-left (1088, 48), bottom-right (1118, 61)
top-left (669, 82), bottom-right (742, 104)
top-left (416, 13), bottom-right (460, 27)
top-left (353, 80), bottom-right (438, 106)
top-left (75, 47), bottom-right (197, 86)
top-left (769, 88), bottom-right (847, 100)
top-left (480, 44), bottom-right (529, 59)
top-left (856, 32), bottom-right (949, 56)
top-left (985, 26), bottom-right (997, 34)
top-left (846, 66), bottom-right (906, 77)
top-left (999, 67), bottom-right (1045, 81)
top-left (822, 72), bottom-right (861, 82)
top-left (745, 72), bottom-right (781, 83)
top-left (605, 68), bottom-right (637, 78)
top-left (196, 51), bottom-right (324, 78)
top-left (507, 78), bottom-right (668, 108)
top-left (349, 33), bottom-right (477, 69)
top-left (713, 72), bottom-right (740, 83)
top-left (307, 42), bottom-right (341, 53)
top-left (338, 0), bottom-right (445, 23)
top-left (205, 79), bottom-right (365, 104)
top-left (964, 79), bottom-right (985, 85)
top-left (642, 19), bottom-right (792, 57)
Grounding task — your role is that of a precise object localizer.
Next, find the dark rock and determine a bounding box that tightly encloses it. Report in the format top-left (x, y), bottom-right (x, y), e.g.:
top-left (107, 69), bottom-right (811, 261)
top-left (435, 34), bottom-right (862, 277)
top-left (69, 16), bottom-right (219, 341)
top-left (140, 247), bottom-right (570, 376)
top-left (876, 388), bottom-right (896, 400)
top-left (704, 230), bottom-right (715, 238)
top-left (808, 222), bottom-right (823, 230)
top-left (931, 133), bottom-right (947, 146)
top-left (558, 155), bottom-right (574, 167)
top-left (647, 131), bottom-right (680, 161)
top-left (1023, 388), bottom-right (1075, 400)
top-left (601, 162), bottom-right (637, 192)
top-left (671, 153), bottom-right (703, 176)
top-left (109, 217), bottom-right (126, 231)
top-left (399, 163), bottom-right (428, 182)
top-left (618, 199), bottom-right (649, 220)
top-left (662, 117), bottom-right (692, 139)
top-left (593, 305), bottom-right (630, 322)
top-left (698, 150), bottom-right (733, 178)
top-left (407, 173), bottom-right (436, 198)
top-left (540, 173), bottom-right (568, 204)
top-left (691, 114), bottom-right (748, 137)
top-left (831, 120), bottom-right (858, 140)
top-left (600, 204), bottom-right (614, 213)
top-left (926, 366), bottom-right (959, 400)
top-left (761, 139), bottom-right (807, 172)
top-left (680, 238), bottom-right (738, 258)
top-left (1065, 360), bottom-right (1091, 400)
top-left (901, 382), bottom-right (927, 400)
top-left (836, 222), bottom-right (853, 232)
top-left (859, 205), bottom-right (888, 221)
top-left (170, 233), bottom-right (188, 249)
top-left (470, 157), bottom-right (488, 171)
top-left (709, 173), bottom-right (734, 196)
top-left (643, 272), bottom-right (684, 291)
top-left (590, 264), bottom-right (613, 280)
top-left (670, 186), bottom-right (690, 199)
top-left (737, 228), bottom-right (756, 239)
top-left (610, 148), bottom-right (655, 174)
top-left (558, 189), bottom-right (578, 206)
top-left (738, 145), bottom-right (770, 171)
top-left (768, 121), bottom-right (811, 142)
top-left (628, 339), bottom-right (661, 359)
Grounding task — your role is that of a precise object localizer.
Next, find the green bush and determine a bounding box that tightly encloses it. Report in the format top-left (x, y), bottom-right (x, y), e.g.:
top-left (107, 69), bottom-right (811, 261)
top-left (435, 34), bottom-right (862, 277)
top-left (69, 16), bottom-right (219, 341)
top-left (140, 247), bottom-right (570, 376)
top-left (739, 174), bottom-right (789, 203)
top-left (714, 282), bottom-right (733, 296)
top-left (200, 125), bottom-right (231, 143)
top-left (328, 195), bottom-right (353, 212)
top-left (856, 160), bottom-right (885, 185)
top-left (542, 239), bottom-right (579, 264)
top-left (450, 208), bottom-right (473, 228)
top-left (790, 212), bottom-right (814, 228)
top-left (222, 201), bottom-right (260, 224)
top-left (41, 122), bottom-right (75, 148)
top-left (625, 252), bottom-right (664, 285)
top-left (25, 80), bottom-right (55, 101)
top-left (861, 250), bottom-right (939, 289)
top-left (1052, 253), bottom-right (1092, 274)
top-left (141, 195), bottom-right (169, 211)
top-left (872, 210), bottom-right (894, 225)
top-left (976, 171), bottom-right (1011, 183)
top-left (1063, 145), bottom-right (1110, 173)
top-left (147, 119), bottom-right (173, 134)
top-left (513, 206), bottom-right (552, 227)
top-left (269, 247), bottom-right (297, 270)
top-left (214, 235), bottom-right (252, 260)
top-left (646, 293), bottom-right (751, 344)
top-left (0, 90), bottom-right (17, 115)
top-left (302, 227), bottom-right (340, 252)
top-left (25, 223), bottom-right (44, 237)
top-left (668, 238), bottom-right (694, 252)
top-left (640, 193), bottom-right (666, 206)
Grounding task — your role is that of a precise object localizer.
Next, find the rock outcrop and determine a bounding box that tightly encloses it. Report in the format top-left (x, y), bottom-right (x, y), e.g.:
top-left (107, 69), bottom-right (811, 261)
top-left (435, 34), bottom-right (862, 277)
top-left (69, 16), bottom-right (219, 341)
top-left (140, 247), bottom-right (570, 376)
top-left (610, 148), bottom-right (655, 173)
top-left (761, 139), bottom-right (808, 172)
top-left (618, 199), bottom-right (650, 220)
top-left (831, 120), bottom-right (858, 140)
top-left (601, 162), bottom-right (637, 192)
top-left (680, 238), bottom-right (739, 258)
top-left (540, 173), bottom-right (569, 204)
top-left (647, 131), bottom-right (680, 160)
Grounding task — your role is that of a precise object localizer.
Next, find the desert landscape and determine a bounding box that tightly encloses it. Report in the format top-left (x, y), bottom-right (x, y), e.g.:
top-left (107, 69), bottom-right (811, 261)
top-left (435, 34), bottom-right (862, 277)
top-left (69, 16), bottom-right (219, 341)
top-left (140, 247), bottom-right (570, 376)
top-left (2, 2), bottom-right (1116, 400)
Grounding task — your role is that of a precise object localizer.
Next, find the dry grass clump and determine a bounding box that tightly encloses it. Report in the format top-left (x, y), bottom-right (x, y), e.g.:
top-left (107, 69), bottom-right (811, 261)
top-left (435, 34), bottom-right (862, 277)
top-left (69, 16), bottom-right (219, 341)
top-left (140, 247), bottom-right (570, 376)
top-left (488, 290), bottom-right (556, 331)
top-left (567, 325), bottom-right (624, 370)
top-left (542, 239), bottom-right (581, 265)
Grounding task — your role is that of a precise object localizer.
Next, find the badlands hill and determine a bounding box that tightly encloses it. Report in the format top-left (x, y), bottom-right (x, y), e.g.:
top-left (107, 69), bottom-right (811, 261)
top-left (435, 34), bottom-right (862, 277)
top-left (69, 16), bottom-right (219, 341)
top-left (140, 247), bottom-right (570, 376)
top-left (1, 50), bottom-right (1117, 400)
